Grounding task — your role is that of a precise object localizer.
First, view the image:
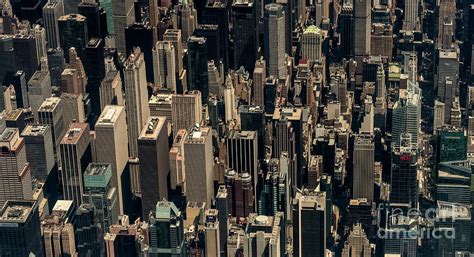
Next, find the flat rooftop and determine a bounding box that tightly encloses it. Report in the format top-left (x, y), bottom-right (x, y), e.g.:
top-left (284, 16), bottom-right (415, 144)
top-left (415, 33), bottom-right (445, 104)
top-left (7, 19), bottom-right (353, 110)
top-left (60, 123), bottom-right (88, 145)
top-left (0, 200), bottom-right (36, 224)
top-left (21, 124), bottom-right (49, 137)
top-left (96, 105), bottom-right (124, 125)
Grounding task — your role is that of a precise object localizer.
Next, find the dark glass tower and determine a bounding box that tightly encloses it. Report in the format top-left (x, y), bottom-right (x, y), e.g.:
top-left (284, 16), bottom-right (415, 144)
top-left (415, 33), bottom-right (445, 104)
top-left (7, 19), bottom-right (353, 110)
top-left (194, 24), bottom-right (221, 67)
top-left (390, 134), bottom-right (418, 207)
top-left (78, 1), bottom-right (108, 39)
top-left (239, 105), bottom-right (265, 159)
top-left (148, 200), bottom-right (186, 257)
top-left (0, 201), bottom-right (44, 257)
top-left (84, 37), bottom-right (105, 124)
top-left (232, 0), bottom-right (258, 72)
top-left (58, 14), bottom-right (89, 63)
top-left (187, 36), bottom-right (209, 103)
top-left (202, 0), bottom-right (229, 70)
top-left (125, 22), bottom-right (155, 83)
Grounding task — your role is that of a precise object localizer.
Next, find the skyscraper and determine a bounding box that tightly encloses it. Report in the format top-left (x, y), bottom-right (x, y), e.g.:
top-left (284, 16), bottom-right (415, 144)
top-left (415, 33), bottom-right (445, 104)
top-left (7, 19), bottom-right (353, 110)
top-left (404, 0), bottom-right (419, 31)
top-left (42, 0), bottom-right (64, 49)
top-left (0, 127), bottom-right (33, 207)
top-left (169, 129), bottom-right (187, 192)
top-left (148, 200), bottom-right (186, 257)
top-left (83, 163), bottom-right (119, 234)
top-left (95, 105), bottom-right (129, 214)
top-left (352, 133), bottom-right (375, 201)
top-left (301, 25), bottom-right (323, 62)
top-left (436, 50), bottom-right (458, 122)
top-left (391, 133), bottom-right (418, 207)
top-left (111, 0), bottom-right (135, 52)
top-left (253, 59), bottom-right (266, 107)
top-left (353, 0), bottom-right (371, 56)
top-left (226, 130), bottom-right (259, 194)
top-left (392, 82), bottom-right (421, 148)
top-left (184, 126), bottom-right (214, 204)
top-left (232, 0), bottom-right (258, 72)
top-left (293, 190), bottom-right (327, 257)
top-left (152, 41), bottom-right (176, 90)
top-left (264, 3), bottom-right (287, 79)
top-left (202, 0), bottom-right (229, 69)
top-left (171, 91), bottom-right (202, 136)
top-left (28, 70), bottom-right (52, 118)
top-left (60, 122), bottom-right (92, 206)
top-left (187, 36), bottom-right (209, 103)
top-left (0, 201), bottom-right (44, 257)
top-left (436, 127), bottom-right (467, 164)
top-left (123, 48), bottom-right (150, 194)
top-left (58, 14), bottom-right (89, 62)
top-left (21, 124), bottom-right (54, 181)
top-left (138, 116), bottom-right (169, 217)
top-left (216, 186), bottom-right (228, 255)
top-left (125, 22), bottom-right (155, 83)
top-left (37, 97), bottom-right (66, 161)
top-left (204, 209), bottom-right (220, 257)
top-left (13, 33), bottom-right (39, 81)
top-left (100, 70), bottom-right (124, 110)
top-left (163, 29), bottom-right (184, 75)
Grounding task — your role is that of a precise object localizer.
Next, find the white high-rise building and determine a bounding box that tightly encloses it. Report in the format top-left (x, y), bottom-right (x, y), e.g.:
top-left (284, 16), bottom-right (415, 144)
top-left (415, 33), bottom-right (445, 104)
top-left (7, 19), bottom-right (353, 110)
top-left (95, 105), bottom-right (129, 214)
top-left (152, 41), bottom-right (176, 91)
top-left (184, 126), bottom-right (214, 204)
top-left (264, 3), bottom-right (287, 79)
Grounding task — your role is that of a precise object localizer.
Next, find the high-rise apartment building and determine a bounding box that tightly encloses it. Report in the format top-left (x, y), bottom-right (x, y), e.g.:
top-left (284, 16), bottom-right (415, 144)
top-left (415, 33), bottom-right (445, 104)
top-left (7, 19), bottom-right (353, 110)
top-left (21, 124), bottom-right (54, 181)
top-left (95, 105), bottom-right (129, 214)
top-left (0, 200), bottom-right (44, 257)
top-left (264, 3), bottom-right (287, 79)
top-left (352, 133), bottom-right (375, 201)
top-left (184, 126), bottom-right (214, 204)
top-left (59, 122), bottom-right (92, 206)
top-left (0, 127), bottom-right (33, 207)
top-left (138, 116), bottom-right (169, 216)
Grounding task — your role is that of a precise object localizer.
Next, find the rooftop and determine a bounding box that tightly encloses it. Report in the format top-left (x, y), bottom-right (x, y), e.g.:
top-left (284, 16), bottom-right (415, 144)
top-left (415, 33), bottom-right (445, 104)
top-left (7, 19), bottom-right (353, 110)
top-left (38, 97), bottom-right (61, 112)
top-left (60, 123), bottom-right (88, 145)
top-left (96, 105), bottom-right (124, 125)
top-left (139, 116), bottom-right (166, 139)
top-left (0, 200), bottom-right (36, 224)
top-left (21, 124), bottom-right (49, 137)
